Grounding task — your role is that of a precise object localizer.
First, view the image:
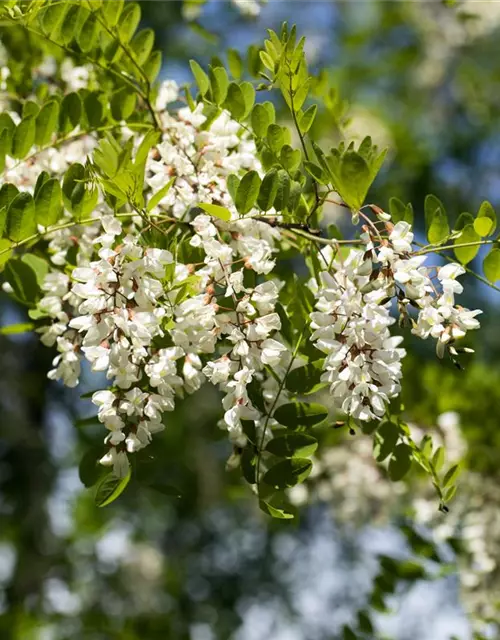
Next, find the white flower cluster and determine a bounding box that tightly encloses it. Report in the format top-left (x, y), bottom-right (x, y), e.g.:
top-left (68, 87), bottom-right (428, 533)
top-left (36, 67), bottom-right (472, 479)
top-left (310, 241), bottom-right (405, 422)
top-left (24, 78), bottom-right (290, 476)
top-left (0, 61), bottom-right (483, 475)
top-left (310, 221), bottom-right (481, 422)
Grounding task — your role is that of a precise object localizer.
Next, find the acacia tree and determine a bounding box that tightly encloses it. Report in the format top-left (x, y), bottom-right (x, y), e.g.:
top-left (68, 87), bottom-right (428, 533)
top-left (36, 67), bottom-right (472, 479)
top-left (0, 1), bottom-right (498, 526)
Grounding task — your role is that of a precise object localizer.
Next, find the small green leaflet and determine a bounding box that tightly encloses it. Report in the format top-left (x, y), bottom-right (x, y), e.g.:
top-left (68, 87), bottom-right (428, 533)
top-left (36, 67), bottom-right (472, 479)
top-left (95, 468), bottom-right (131, 507)
top-left (189, 60), bottom-right (210, 96)
top-left (483, 247), bottom-right (500, 283)
top-left (198, 202), bottom-right (232, 222)
top-left (147, 178), bottom-right (175, 212)
top-left (474, 200), bottom-right (496, 237)
top-left (0, 322), bottom-right (34, 335)
top-left (259, 500), bottom-right (294, 520)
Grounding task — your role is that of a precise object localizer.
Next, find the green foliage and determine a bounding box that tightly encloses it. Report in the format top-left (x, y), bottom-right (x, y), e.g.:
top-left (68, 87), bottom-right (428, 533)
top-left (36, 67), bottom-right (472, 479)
top-left (94, 469), bottom-right (131, 507)
top-left (483, 246), bottom-right (500, 282)
top-left (274, 402), bottom-right (328, 429)
top-left (197, 202), bottom-right (231, 221)
top-left (474, 200), bottom-right (496, 237)
top-left (262, 457), bottom-right (312, 489)
top-left (454, 224), bottom-right (481, 264)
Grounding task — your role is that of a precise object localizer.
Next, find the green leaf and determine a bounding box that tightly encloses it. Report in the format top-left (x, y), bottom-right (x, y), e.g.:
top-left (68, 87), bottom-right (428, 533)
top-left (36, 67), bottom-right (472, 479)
top-left (111, 88), bottom-right (137, 121)
top-left (274, 402), bottom-right (328, 428)
top-left (227, 48), bottom-right (243, 79)
top-left (424, 194), bottom-right (446, 230)
top-left (197, 202), bottom-right (232, 222)
top-left (304, 161), bottom-right (327, 184)
top-left (117, 2), bottom-right (141, 44)
top-left (144, 50), bottom-right (162, 84)
top-left (189, 60), bottom-right (210, 96)
top-left (259, 50), bottom-right (275, 72)
top-left (62, 163), bottom-right (97, 221)
top-left (444, 485), bottom-right (457, 503)
top-left (427, 208), bottom-right (450, 245)
top-left (374, 421), bottom-right (399, 462)
top-left (0, 183), bottom-right (18, 224)
top-left (235, 170), bottom-right (261, 215)
top-left (209, 65), bottom-right (229, 105)
top-left (266, 433), bottom-right (318, 458)
top-left (40, 2), bottom-right (69, 37)
top-left (101, 0), bottom-right (124, 26)
top-left (21, 254), bottom-right (49, 287)
top-left (257, 169), bottom-right (279, 211)
top-left (262, 457), bottom-right (312, 489)
top-left (227, 174), bottom-right (240, 202)
top-left (60, 93), bottom-right (82, 133)
top-left (273, 169), bottom-right (291, 212)
top-left (280, 145), bottom-right (301, 172)
top-left (4, 259), bottom-right (39, 305)
top-left (224, 82), bottom-right (246, 120)
top-left (11, 117), bottom-right (35, 159)
top-left (130, 28), bottom-right (155, 65)
top-left (389, 197), bottom-right (414, 225)
top-left (259, 500), bottom-right (294, 519)
top-left (454, 224), bottom-right (480, 265)
top-left (0, 322), bottom-right (34, 335)
top-left (285, 361), bottom-right (324, 394)
top-left (298, 104), bottom-right (317, 134)
top-left (239, 82), bottom-right (255, 117)
top-left (35, 100), bottom-right (60, 147)
top-left (78, 449), bottom-right (103, 488)
top-left (0, 238), bottom-right (12, 268)
top-left (432, 446), bottom-right (445, 473)
top-left (35, 178), bottom-right (63, 228)
top-left (23, 101), bottom-right (39, 119)
top-left (342, 626), bottom-right (357, 640)
top-left (6, 192), bottom-right (36, 242)
top-left (77, 11), bottom-right (98, 52)
top-left (388, 443), bottom-right (413, 481)
top-left (95, 468), bottom-right (131, 507)
top-left (147, 178), bottom-right (175, 212)
top-left (267, 123), bottom-right (285, 154)
top-left (483, 247), bottom-right (500, 283)
top-left (474, 200), bottom-right (496, 236)
top-left (251, 103), bottom-right (271, 138)
top-left (443, 463), bottom-right (460, 488)
top-left (339, 151), bottom-right (371, 210)
top-left (60, 4), bottom-right (81, 44)
top-left (84, 93), bottom-right (104, 129)
top-left (454, 212), bottom-right (474, 231)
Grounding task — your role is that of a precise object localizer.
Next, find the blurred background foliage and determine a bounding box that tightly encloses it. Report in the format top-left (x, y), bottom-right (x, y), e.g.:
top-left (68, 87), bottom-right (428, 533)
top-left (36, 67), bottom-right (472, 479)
top-left (1, 1), bottom-right (500, 639)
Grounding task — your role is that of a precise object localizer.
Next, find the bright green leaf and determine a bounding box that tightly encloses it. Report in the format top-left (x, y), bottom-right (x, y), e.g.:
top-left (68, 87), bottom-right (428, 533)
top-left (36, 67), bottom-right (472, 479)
top-left (197, 202), bottom-right (232, 221)
top-left (189, 60), bottom-right (210, 96)
top-left (6, 192), bottom-right (36, 242)
top-left (95, 468), bottom-right (131, 507)
top-left (454, 224), bottom-right (480, 265)
top-left (235, 170), bottom-right (261, 215)
top-left (483, 247), bottom-right (500, 283)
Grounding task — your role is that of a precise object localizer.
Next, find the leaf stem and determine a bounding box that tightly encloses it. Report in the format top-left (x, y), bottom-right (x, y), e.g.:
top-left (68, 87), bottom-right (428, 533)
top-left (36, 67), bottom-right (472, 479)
top-left (255, 328), bottom-right (306, 495)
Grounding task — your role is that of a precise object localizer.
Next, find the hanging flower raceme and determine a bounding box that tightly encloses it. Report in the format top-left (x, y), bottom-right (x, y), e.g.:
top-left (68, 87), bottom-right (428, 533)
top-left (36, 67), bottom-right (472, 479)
top-left (310, 221), bottom-right (482, 422)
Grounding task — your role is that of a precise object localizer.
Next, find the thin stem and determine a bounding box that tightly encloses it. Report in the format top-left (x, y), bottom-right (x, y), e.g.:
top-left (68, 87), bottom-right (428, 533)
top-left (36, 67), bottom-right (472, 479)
top-left (256, 328), bottom-right (306, 495)
top-left (415, 240), bottom-right (494, 256)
